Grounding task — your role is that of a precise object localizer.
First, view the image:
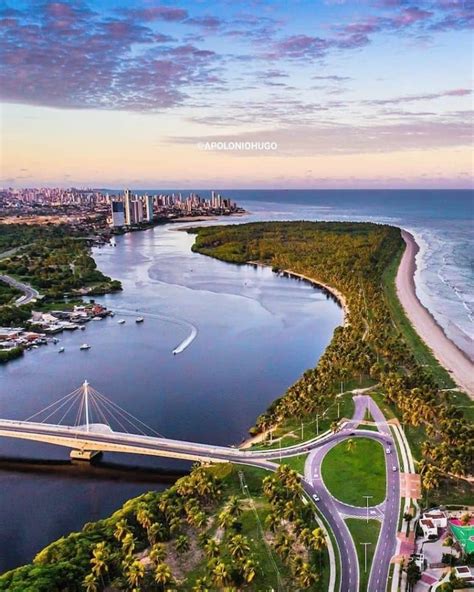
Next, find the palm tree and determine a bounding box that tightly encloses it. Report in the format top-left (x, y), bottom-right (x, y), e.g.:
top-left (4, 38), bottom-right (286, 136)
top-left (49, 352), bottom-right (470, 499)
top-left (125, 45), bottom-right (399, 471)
top-left (211, 560), bottom-right (230, 587)
top-left (90, 542), bottom-right (110, 581)
top-left (114, 518), bottom-right (131, 543)
top-left (204, 538), bottom-right (220, 559)
top-left (149, 542), bottom-right (166, 566)
top-left (175, 534), bottom-right (190, 554)
top-left (136, 503), bottom-right (153, 531)
top-left (122, 532), bottom-right (136, 558)
top-left (265, 513), bottom-right (279, 533)
top-left (154, 562), bottom-right (174, 590)
top-left (443, 535), bottom-right (455, 557)
top-left (346, 438), bottom-right (356, 453)
top-left (226, 496), bottom-right (242, 518)
top-left (296, 562), bottom-right (317, 588)
top-left (460, 512), bottom-right (471, 526)
top-left (228, 534), bottom-right (250, 560)
top-left (82, 573), bottom-right (99, 592)
top-left (311, 528), bottom-right (326, 552)
top-left (192, 577), bottom-right (211, 592)
top-left (241, 558), bottom-right (258, 583)
top-left (148, 522), bottom-right (167, 545)
top-left (125, 560), bottom-right (145, 590)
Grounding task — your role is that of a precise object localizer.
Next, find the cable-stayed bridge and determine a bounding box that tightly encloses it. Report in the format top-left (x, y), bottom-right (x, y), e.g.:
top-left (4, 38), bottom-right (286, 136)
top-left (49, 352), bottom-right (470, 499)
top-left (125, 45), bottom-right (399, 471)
top-left (0, 381), bottom-right (298, 465)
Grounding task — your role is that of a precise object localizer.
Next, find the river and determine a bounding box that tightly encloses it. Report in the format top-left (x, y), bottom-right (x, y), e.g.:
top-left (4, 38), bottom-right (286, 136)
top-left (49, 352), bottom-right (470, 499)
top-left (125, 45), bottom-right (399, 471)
top-left (0, 222), bottom-right (342, 572)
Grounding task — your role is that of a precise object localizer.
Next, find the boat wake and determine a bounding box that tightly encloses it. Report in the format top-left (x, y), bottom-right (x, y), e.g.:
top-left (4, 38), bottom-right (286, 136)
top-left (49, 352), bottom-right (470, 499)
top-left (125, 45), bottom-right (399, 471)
top-left (113, 308), bottom-right (198, 355)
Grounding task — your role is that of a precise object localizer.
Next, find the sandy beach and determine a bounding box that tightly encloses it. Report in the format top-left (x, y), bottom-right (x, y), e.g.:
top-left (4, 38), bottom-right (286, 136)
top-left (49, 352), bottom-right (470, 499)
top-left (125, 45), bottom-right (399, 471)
top-left (397, 230), bottom-right (474, 397)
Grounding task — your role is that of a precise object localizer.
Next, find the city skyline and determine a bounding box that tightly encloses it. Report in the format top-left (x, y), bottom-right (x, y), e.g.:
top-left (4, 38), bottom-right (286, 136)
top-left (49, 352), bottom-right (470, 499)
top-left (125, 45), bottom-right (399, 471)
top-left (1, 0), bottom-right (473, 189)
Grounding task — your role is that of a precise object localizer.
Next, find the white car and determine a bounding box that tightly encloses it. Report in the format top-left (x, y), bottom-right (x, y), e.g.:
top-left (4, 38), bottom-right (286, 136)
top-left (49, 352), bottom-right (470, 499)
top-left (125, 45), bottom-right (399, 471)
top-left (392, 466), bottom-right (397, 472)
top-left (386, 447), bottom-right (391, 454)
top-left (312, 493), bottom-right (320, 502)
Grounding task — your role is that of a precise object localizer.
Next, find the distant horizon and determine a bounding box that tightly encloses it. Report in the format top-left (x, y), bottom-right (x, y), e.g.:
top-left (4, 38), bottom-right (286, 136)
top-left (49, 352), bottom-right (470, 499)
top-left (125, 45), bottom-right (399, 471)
top-left (1, 1), bottom-right (472, 188)
top-left (3, 186), bottom-right (473, 192)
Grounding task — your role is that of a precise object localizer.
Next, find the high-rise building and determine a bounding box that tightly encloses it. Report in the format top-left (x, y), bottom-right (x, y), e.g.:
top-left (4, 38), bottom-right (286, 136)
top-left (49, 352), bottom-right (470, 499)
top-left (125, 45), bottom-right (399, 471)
top-left (110, 201), bottom-right (125, 227)
top-left (145, 195), bottom-right (154, 222)
top-left (124, 189), bottom-right (132, 225)
top-left (132, 199), bottom-right (144, 224)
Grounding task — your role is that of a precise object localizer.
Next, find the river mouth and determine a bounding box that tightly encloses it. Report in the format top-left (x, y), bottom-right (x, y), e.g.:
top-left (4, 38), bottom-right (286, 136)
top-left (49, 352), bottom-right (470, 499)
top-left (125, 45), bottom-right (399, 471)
top-left (0, 222), bottom-right (342, 572)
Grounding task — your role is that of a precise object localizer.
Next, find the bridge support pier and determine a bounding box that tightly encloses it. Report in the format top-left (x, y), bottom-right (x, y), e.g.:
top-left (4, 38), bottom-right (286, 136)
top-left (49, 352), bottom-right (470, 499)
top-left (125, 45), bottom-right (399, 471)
top-left (70, 450), bottom-right (102, 462)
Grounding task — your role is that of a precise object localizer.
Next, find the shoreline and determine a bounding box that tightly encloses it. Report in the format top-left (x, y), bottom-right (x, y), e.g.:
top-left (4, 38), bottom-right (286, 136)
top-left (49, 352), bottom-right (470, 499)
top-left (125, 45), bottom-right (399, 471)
top-left (248, 261), bottom-right (349, 324)
top-left (397, 229), bottom-right (473, 397)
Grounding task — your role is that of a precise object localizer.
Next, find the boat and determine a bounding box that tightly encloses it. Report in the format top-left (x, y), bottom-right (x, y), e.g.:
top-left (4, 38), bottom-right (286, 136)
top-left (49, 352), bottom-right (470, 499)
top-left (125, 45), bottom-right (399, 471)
top-left (80, 343), bottom-right (91, 350)
top-left (135, 317), bottom-right (144, 323)
top-left (118, 319), bottom-right (126, 324)
top-left (80, 325), bottom-right (86, 330)
top-left (92, 316), bottom-right (102, 321)
top-left (58, 347), bottom-right (65, 353)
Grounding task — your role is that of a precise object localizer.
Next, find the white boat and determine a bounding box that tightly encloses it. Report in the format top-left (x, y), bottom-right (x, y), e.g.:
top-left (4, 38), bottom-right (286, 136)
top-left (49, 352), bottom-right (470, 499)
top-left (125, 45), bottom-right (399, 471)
top-left (92, 316), bottom-right (102, 321)
top-left (80, 343), bottom-right (91, 350)
top-left (58, 347), bottom-right (65, 353)
top-left (135, 317), bottom-right (144, 323)
top-left (118, 319), bottom-right (126, 324)
top-left (80, 325), bottom-right (86, 330)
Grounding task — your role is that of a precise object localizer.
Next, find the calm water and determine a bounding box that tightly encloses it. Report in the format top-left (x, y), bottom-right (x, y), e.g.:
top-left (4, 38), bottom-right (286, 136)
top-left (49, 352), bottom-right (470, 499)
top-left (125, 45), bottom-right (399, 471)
top-left (130, 189), bottom-right (473, 358)
top-left (0, 224), bottom-right (342, 571)
top-left (214, 190), bottom-right (473, 359)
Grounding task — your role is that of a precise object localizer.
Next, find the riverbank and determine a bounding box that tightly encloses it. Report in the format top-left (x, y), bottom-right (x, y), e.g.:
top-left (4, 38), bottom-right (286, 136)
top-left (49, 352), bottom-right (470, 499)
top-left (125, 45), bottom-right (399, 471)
top-left (397, 230), bottom-right (473, 397)
top-left (248, 261), bottom-right (349, 323)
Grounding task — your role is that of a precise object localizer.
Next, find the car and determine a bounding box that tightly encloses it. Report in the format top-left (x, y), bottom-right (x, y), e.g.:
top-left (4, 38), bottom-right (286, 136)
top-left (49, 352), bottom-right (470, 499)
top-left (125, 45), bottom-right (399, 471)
top-left (312, 493), bottom-right (320, 502)
top-left (386, 447), bottom-right (391, 454)
top-left (392, 466), bottom-right (397, 472)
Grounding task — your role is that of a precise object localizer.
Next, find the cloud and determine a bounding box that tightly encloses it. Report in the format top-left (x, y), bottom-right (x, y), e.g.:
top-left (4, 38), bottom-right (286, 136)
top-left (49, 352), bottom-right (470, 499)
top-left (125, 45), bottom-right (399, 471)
top-left (117, 6), bottom-right (188, 23)
top-left (171, 119), bottom-right (472, 156)
top-left (0, 2), bottom-right (219, 111)
top-left (366, 88), bottom-right (472, 105)
top-left (185, 15), bottom-right (224, 30)
top-left (313, 75), bottom-right (352, 82)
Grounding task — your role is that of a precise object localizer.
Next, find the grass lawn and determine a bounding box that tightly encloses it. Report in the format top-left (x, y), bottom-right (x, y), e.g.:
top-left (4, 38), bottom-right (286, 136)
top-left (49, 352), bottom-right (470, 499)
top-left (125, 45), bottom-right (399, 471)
top-left (321, 438), bottom-right (386, 506)
top-left (277, 453), bottom-right (308, 475)
top-left (345, 518), bottom-right (381, 592)
top-left (252, 391), bottom-right (356, 451)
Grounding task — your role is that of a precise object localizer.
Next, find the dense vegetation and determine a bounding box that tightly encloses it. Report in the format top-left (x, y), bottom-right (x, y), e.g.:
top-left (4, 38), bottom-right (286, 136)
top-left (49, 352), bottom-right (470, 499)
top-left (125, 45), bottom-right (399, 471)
top-left (0, 238), bottom-right (121, 300)
top-left (0, 464), bottom-right (328, 592)
top-left (0, 223), bottom-right (121, 328)
top-left (191, 222), bottom-right (473, 496)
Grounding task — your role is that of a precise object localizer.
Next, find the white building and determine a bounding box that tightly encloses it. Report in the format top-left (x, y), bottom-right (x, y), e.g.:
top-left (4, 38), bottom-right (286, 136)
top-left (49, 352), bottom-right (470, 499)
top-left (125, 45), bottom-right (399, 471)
top-left (145, 195), bottom-right (154, 222)
top-left (420, 518), bottom-right (438, 539)
top-left (423, 511), bottom-right (447, 529)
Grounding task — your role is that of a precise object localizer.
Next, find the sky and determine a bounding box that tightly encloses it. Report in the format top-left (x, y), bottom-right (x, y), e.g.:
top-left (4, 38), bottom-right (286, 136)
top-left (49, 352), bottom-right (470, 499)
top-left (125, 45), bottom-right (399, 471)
top-left (0, 0), bottom-right (473, 189)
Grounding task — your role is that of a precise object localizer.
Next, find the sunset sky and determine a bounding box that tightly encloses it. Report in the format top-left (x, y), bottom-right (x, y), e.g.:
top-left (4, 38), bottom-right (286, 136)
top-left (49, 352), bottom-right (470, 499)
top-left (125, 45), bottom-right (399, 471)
top-left (1, 0), bottom-right (472, 189)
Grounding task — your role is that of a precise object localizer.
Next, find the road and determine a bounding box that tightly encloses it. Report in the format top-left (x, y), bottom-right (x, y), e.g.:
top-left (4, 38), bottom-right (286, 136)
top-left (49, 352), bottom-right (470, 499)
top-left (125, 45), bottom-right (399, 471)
top-left (0, 394), bottom-right (400, 591)
top-left (304, 395), bottom-right (400, 592)
top-left (0, 274), bottom-right (40, 306)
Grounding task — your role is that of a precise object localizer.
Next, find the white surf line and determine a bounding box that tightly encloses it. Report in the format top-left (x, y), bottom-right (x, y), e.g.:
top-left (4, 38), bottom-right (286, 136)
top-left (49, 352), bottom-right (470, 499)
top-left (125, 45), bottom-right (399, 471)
top-left (113, 308), bottom-right (198, 355)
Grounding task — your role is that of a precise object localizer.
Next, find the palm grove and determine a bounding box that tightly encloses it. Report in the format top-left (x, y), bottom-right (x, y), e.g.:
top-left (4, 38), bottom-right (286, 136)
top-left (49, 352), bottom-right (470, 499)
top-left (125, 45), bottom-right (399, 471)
top-left (1, 221), bottom-right (472, 590)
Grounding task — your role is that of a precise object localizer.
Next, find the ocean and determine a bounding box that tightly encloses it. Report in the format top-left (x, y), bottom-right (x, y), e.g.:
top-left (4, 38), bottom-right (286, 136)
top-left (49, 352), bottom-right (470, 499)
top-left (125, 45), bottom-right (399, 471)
top-left (234, 190), bottom-right (474, 361)
top-left (131, 189), bottom-right (473, 360)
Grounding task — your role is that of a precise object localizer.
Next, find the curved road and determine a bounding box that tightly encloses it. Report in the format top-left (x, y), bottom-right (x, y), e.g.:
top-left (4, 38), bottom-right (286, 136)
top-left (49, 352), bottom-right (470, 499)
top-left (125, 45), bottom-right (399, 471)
top-left (0, 274), bottom-right (40, 306)
top-left (0, 394), bottom-right (400, 591)
top-left (304, 395), bottom-right (400, 592)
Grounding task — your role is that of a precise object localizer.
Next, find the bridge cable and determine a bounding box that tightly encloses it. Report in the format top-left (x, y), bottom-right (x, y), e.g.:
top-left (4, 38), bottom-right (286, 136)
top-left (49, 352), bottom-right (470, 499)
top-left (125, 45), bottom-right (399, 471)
top-left (24, 386), bottom-right (82, 423)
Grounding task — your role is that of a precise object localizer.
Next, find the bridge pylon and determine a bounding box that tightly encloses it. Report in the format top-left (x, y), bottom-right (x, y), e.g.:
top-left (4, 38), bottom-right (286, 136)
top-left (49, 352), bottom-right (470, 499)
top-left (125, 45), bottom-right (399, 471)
top-left (70, 449), bottom-right (102, 462)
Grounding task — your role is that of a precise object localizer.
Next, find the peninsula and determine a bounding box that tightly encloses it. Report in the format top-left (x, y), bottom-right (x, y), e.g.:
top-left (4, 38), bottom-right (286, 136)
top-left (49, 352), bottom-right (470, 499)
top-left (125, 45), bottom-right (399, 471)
top-left (1, 221), bottom-right (472, 592)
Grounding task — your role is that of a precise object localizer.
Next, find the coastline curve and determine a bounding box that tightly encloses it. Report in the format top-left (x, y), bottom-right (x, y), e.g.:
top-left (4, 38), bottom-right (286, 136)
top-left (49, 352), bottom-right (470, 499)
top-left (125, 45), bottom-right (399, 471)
top-left (397, 230), bottom-right (473, 397)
